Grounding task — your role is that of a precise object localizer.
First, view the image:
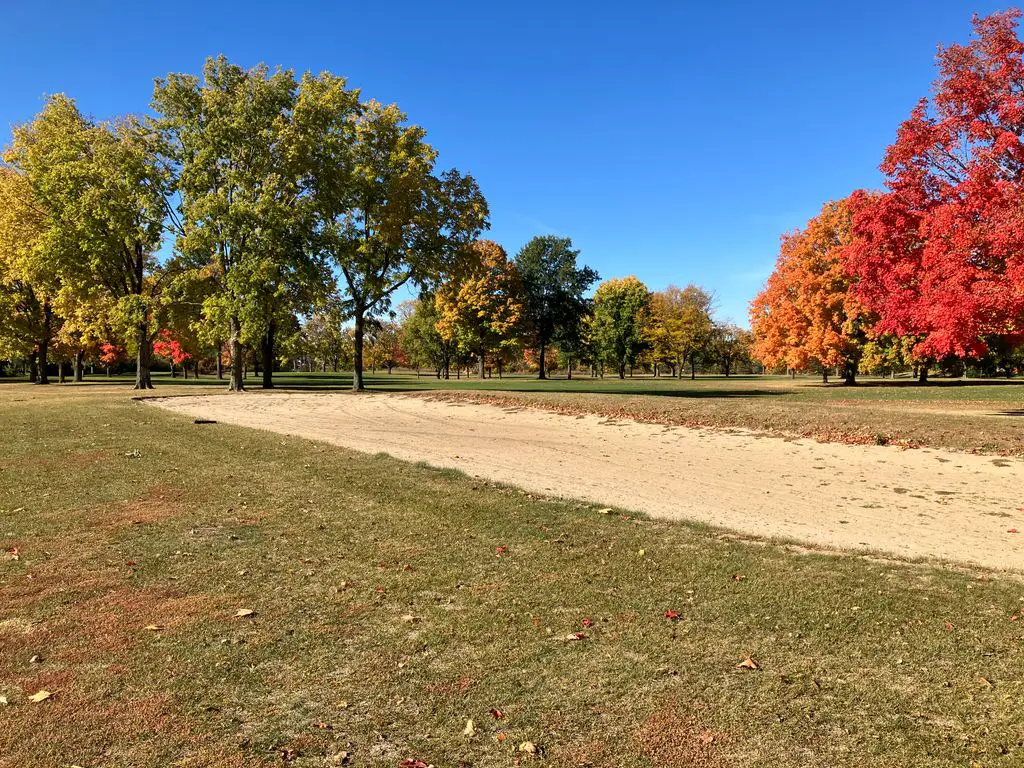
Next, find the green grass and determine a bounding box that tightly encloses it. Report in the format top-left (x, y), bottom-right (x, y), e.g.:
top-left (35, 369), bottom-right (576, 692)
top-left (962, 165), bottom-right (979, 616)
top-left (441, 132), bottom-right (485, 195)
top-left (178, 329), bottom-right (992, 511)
top-left (1, 384), bottom-right (1023, 767)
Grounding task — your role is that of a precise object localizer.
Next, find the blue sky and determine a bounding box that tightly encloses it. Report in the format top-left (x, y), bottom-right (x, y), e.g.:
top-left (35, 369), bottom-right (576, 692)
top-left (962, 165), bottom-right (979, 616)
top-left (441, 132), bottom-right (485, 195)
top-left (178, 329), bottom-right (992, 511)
top-left (0, 1), bottom-right (1013, 324)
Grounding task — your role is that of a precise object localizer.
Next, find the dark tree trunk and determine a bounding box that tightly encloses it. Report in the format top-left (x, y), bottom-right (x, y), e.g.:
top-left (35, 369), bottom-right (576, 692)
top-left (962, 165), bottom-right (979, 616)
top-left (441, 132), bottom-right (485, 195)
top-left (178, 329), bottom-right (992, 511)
top-left (73, 350), bottom-right (84, 382)
top-left (36, 302), bottom-right (52, 384)
top-left (478, 351), bottom-right (485, 379)
top-left (567, 356), bottom-right (572, 380)
top-left (261, 321), bottom-right (275, 389)
top-left (918, 365), bottom-right (929, 384)
top-left (537, 342), bottom-right (547, 380)
top-left (228, 316), bottom-right (245, 392)
top-left (352, 309), bottom-right (365, 391)
top-left (216, 341), bottom-right (224, 380)
top-left (497, 359), bottom-right (503, 379)
top-left (822, 370), bottom-right (829, 384)
top-left (170, 363), bottom-right (177, 378)
top-left (690, 354), bottom-right (696, 380)
top-left (843, 360), bottom-right (858, 386)
top-left (58, 360), bottom-right (67, 384)
top-left (135, 323), bottom-right (154, 389)
top-left (618, 362), bottom-right (626, 379)
top-left (29, 350), bottom-right (38, 384)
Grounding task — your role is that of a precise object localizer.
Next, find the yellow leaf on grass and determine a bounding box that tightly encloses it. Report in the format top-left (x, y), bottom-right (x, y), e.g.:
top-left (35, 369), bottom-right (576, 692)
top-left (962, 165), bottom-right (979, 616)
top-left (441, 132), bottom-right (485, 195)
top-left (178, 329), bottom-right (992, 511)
top-left (737, 656), bottom-right (760, 670)
top-left (28, 689), bottom-right (52, 703)
top-left (463, 718), bottom-right (476, 737)
top-left (235, 609), bottom-right (255, 618)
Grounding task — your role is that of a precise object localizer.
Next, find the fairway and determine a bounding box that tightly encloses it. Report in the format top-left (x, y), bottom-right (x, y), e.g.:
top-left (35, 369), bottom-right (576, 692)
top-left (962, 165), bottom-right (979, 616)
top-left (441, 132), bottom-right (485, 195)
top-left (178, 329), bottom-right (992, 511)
top-left (149, 390), bottom-right (1024, 571)
top-left (3, 383), bottom-right (1024, 767)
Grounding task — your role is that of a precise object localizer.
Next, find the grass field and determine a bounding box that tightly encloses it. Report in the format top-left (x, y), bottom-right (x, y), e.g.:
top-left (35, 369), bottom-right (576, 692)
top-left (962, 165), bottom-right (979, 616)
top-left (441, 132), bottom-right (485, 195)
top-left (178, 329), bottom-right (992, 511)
top-left (2, 383), bottom-right (1024, 766)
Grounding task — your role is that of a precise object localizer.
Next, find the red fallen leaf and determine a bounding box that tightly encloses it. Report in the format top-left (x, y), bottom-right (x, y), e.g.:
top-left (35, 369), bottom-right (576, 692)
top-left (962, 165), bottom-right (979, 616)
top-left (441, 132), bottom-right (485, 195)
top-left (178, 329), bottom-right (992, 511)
top-left (375, 585), bottom-right (385, 593)
top-left (125, 560), bottom-right (136, 566)
top-left (497, 732), bottom-right (508, 743)
top-left (664, 609), bottom-right (681, 621)
top-left (403, 563), bottom-right (413, 571)
top-left (944, 622), bottom-right (954, 632)
top-left (1011, 614), bottom-right (1019, 622)
top-left (1008, 529), bottom-right (1018, 534)
top-left (490, 708), bottom-right (503, 719)
top-left (530, 618), bottom-right (540, 628)
top-left (495, 545), bottom-right (509, 556)
top-left (399, 761), bottom-right (430, 768)
top-left (732, 574), bottom-right (746, 581)
top-left (737, 655), bottom-right (760, 670)
top-left (377, 562), bottom-right (387, 568)
top-left (5, 547), bottom-right (19, 560)
top-left (581, 618), bottom-right (594, 628)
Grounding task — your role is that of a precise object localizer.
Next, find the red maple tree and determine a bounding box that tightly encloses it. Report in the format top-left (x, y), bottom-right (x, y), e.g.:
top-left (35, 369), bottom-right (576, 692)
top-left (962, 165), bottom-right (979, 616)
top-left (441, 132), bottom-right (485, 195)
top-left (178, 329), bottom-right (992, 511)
top-left (846, 11), bottom-right (1024, 369)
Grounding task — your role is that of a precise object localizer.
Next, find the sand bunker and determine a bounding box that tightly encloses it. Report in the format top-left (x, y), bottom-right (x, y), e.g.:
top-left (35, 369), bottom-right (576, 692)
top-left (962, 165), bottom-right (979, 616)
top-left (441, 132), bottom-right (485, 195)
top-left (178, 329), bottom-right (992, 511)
top-left (147, 392), bottom-right (1024, 571)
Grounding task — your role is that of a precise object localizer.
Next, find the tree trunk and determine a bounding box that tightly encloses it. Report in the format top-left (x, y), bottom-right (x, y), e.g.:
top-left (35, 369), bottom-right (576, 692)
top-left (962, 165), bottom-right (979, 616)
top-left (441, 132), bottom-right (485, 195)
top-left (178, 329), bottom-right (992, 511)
top-left (822, 370), bottom-right (829, 384)
top-left (36, 302), bottom-right (52, 384)
top-left (29, 350), bottom-right (38, 384)
top-left (690, 354), bottom-right (696, 380)
top-left (58, 360), bottom-right (67, 384)
top-left (843, 360), bottom-right (858, 386)
top-left (478, 351), bottom-right (486, 379)
top-left (73, 350), bottom-right (84, 382)
top-left (216, 342), bottom-right (224, 380)
top-left (918, 365), bottom-right (929, 384)
top-left (618, 362), bottom-right (626, 379)
top-left (134, 323), bottom-right (154, 389)
top-left (352, 309), bottom-right (365, 392)
top-left (170, 363), bottom-right (177, 378)
top-left (228, 316), bottom-right (245, 392)
top-left (261, 321), bottom-right (275, 389)
top-left (567, 356), bottom-right (572, 380)
top-left (497, 359), bottom-right (503, 379)
top-left (537, 343), bottom-right (547, 380)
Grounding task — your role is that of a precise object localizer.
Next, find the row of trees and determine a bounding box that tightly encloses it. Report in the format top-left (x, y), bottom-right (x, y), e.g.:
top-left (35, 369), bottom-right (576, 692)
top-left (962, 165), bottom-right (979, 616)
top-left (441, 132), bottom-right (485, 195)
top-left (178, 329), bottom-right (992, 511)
top-left (751, 11), bottom-right (1024, 384)
top-left (296, 236), bottom-right (751, 381)
top-left (0, 56), bottom-right (487, 391)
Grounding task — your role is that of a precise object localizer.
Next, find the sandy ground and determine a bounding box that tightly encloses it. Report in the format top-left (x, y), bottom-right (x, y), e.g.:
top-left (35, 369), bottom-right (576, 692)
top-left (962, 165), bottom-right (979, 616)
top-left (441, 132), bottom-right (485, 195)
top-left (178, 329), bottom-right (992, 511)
top-left (147, 392), bottom-right (1024, 572)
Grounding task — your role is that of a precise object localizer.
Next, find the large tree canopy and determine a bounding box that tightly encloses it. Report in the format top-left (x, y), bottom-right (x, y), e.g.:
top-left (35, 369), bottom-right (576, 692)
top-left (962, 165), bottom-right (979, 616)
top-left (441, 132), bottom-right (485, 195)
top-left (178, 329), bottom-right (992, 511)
top-left (513, 235), bottom-right (598, 379)
top-left (846, 10), bottom-right (1024, 363)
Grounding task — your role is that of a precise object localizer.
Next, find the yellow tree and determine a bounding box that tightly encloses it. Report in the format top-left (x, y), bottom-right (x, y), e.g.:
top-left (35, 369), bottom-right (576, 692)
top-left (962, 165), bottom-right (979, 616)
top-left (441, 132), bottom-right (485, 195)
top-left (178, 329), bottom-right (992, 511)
top-left (649, 284), bottom-right (715, 378)
top-left (435, 240), bottom-right (524, 378)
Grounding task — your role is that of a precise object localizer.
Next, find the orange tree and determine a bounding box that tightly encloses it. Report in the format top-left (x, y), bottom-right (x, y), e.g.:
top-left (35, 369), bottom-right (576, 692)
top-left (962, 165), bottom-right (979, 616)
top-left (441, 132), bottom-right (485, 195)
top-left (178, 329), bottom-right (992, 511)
top-left (750, 197), bottom-right (870, 384)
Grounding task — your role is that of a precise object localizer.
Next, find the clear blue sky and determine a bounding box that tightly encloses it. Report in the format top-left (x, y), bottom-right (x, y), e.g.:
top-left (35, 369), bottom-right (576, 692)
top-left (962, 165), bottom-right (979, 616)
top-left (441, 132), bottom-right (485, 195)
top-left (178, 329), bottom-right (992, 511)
top-left (0, 1), bottom-right (1011, 324)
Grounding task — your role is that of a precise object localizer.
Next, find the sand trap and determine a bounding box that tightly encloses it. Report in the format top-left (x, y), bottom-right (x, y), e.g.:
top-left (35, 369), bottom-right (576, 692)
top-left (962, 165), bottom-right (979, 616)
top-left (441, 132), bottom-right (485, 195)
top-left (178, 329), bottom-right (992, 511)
top-left (147, 392), bottom-right (1024, 572)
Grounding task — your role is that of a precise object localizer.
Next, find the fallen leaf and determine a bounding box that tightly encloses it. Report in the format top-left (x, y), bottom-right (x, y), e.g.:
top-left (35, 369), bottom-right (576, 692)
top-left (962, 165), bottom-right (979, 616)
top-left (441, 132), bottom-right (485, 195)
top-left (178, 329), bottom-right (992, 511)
top-left (564, 631), bottom-right (587, 641)
top-left (737, 655), bottom-right (760, 670)
top-left (29, 654), bottom-right (42, 664)
top-left (235, 609), bottom-right (255, 618)
top-left (637, 548), bottom-right (645, 557)
top-left (1009, 529), bottom-right (1019, 534)
top-left (597, 508), bottom-right (612, 515)
top-left (463, 718), bottom-right (476, 737)
top-left (732, 574), bottom-right (746, 581)
top-left (489, 708), bottom-right (503, 719)
top-left (518, 741), bottom-right (539, 755)
top-left (664, 609), bottom-right (681, 621)
top-left (978, 676), bottom-right (994, 689)
top-left (400, 614), bottom-right (421, 624)
top-left (0, 695), bottom-right (8, 705)
top-left (144, 624), bottom-right (164, 631)
top-left (497, 732), bottom-right (508, 743)
top-left (28, 689), bottom-right (52, 703)
top-left (495, 545), bottom-right (509, 556)
top-left (581, 618), bottom-right (594, 628)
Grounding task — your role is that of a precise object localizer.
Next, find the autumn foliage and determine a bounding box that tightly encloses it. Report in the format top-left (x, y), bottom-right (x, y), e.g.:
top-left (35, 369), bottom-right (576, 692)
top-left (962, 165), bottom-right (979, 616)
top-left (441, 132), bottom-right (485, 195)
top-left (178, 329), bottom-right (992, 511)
top-left (750, 197), bottom-right (868, 382)
top-left (847, 11), bottom-right (1024, 362)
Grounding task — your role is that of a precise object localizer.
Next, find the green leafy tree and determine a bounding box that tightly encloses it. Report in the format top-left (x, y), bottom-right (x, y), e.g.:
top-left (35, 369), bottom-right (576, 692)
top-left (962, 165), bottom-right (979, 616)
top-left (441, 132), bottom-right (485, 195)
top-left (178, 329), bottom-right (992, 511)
top-left (401, 296), bottom-right (453, 377)
top-left (514, 235), bottom-right (599, 379)
top-left (152, 57), bottom-right (349, 391)
top-left (591, 276), bottom-right (652, 379)
top-left (649, 284), bottom-right (715, 379)
top-left (312, 99), bottom-right (489, 390)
